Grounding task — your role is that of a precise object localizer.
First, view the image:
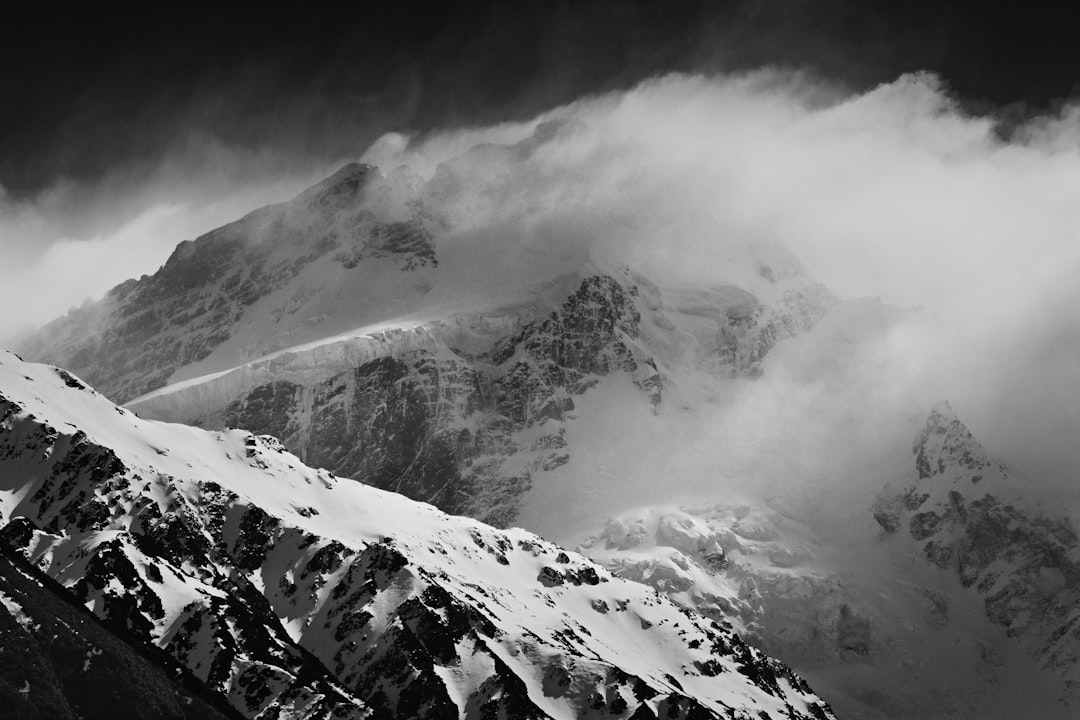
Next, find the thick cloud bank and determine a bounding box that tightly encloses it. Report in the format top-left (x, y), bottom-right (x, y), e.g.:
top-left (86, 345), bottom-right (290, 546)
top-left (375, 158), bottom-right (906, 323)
top-left (365, 70), bottom-right (1080, 491)
top-left (5, 69), bottom-right (1080, 488)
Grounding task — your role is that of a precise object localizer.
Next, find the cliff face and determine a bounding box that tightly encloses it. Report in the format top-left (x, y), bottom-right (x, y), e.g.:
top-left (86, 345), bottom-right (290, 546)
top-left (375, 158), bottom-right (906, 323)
top-left (204, 276), bottom-right (662, 527)
top-left (146, 267), bottom-right (831, 528)
top-left (0, 350), bottom-right (835, 720)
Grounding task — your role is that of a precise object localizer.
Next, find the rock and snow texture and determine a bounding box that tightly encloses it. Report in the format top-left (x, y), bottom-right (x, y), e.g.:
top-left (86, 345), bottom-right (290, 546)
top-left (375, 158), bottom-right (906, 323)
top-left (0, 350), bottom-right (835, 720)
top-left (874, 403), bottom-right (1080, 700)
top-left (190, 274), bottom-right (662, 528)
top-left (910, 402), bottom-right (1008, 488)
top-left (120, 265), bottom-right (829, 529)
top-left (564, 403), bottom-right (1080, 719)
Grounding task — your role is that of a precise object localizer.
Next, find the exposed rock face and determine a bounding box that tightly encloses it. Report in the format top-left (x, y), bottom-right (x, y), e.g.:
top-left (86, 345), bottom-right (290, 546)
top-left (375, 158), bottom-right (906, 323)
top-left (875, 402), bottom-right (1080, 697)
top-left (0, 351), bottom-right (835, 720)
top-left (20, 163), bottom-right (436, 404)
top-left (121, 258), bottom-right (831, 529)
top-left (715, 274), bottom-right (836, 379)
top-left (172, 265), bottom-right (832, 530)
top-left (205, 275), bottom-right (660, 527)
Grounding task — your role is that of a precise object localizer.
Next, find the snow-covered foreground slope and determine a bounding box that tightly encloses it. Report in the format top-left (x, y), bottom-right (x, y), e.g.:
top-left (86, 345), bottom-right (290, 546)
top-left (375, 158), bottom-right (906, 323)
top-left (873, 403), bottom-right (1080, 698)
top-left (0, 350), bottom-right (835, 720)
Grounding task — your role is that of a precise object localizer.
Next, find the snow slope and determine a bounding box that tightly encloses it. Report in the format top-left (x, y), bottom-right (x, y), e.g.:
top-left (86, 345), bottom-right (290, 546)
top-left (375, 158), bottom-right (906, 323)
top-left (0, 350), bottom-right (834, 719)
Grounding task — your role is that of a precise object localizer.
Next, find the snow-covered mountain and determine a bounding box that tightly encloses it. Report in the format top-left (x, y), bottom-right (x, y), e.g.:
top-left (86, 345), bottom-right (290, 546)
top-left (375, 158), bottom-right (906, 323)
top-left (19, 128), bottom-right (833, 527)
top-left (874, 403), bottom-right (1080, 699)
top-left (0, 350), bottom-right (835, 719)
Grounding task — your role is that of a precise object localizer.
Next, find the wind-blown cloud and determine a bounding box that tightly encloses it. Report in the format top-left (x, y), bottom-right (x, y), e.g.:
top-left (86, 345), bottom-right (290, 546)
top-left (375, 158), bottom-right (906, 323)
top-left (5, 68), bottom-right (1080, 496)
top-left (364, 69), bottom-right (1080, 491)
top-left (0, 153), bottom-right (337, 344)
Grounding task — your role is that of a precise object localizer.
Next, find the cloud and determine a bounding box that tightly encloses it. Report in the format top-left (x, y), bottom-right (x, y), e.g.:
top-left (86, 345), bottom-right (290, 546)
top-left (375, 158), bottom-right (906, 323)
top-left (6, 66), bottom-right (1080, 503)
top-left (362, 69), bottom-right (1080, 494)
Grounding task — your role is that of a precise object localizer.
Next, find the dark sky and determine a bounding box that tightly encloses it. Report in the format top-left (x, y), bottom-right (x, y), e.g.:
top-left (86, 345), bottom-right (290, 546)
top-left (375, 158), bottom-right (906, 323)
top-left (2, 0), bottom-right (1077, 198)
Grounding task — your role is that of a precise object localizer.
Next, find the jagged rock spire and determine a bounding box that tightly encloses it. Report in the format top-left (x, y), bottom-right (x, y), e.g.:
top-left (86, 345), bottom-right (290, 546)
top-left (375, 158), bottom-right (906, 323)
top-left (913, 401), bottom-right (1005, 484)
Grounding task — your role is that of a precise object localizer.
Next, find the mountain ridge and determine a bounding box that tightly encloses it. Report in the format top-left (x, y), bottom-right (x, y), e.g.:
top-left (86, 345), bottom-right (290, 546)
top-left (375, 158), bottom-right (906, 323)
top-left (874, 403), bottom-right (1080, 696)
top-left (0, 349), bottom-right (836, 719)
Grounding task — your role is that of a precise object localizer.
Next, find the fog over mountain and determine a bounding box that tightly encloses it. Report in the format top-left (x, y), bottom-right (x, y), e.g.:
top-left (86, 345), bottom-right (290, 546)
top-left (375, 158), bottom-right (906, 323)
top-left (360, 70), bottom-right (1080, 493)
top-left (4, 4), bottom-right (1080, 718)
top-left (7, 68), bottom-right (1080, 488)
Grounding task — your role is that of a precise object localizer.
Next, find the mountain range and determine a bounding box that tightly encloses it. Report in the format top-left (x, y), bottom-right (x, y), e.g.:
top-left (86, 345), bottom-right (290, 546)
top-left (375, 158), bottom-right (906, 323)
top-left (6, 122), bottom-right (1080, 718)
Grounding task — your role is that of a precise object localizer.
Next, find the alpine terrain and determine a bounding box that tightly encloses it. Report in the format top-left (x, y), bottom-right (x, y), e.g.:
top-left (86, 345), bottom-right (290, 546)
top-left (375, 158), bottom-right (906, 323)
top-left (0, 349), bottom-right (835, 719)
top-left (13, 121), bottom-right (1080, 719)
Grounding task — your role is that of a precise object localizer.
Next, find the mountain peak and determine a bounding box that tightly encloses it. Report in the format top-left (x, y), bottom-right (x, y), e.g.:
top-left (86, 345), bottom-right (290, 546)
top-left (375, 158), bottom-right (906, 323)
top-left (294, 161), bottom-right (379, 208)
top-left (913, 402), bottom-right (1004, 484)
top-left (928, 399), bottom-right (957, 421)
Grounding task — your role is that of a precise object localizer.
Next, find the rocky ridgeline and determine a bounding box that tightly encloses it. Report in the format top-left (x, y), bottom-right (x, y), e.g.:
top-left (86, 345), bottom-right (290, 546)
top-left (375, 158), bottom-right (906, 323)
top-left (0, 352), bottom-right (835, 720)
top-left (874, 402), bottom-right (1080, 698)
top-left (0, 404), bottom-right (367, 718)
top-left (19, 163), bottom-right (437, 405)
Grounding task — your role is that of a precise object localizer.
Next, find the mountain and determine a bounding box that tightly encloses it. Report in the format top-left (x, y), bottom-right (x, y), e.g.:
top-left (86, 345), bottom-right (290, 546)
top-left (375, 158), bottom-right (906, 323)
top-left (564, 404), bottom-right (1079, 719)
top-left (16, 162), bottom-right (434, 405)
top-left (18, 128), bottom-right (834, 527)
top-left (0, 349), bottom-right (836, 719)
top-left (873, 403), bottom-right (1080, 698)
top-left (19, 125), bottom-right (1080, 719)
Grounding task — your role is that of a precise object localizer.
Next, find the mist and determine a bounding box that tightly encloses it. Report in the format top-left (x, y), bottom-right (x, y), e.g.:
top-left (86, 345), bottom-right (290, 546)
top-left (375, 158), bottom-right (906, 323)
top-left (0, 150), bottom-right (340, 344)
top-left (363, 69), bottom-right (1080, 498)
top-left (5, 66), bottom-right (1080, 503)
